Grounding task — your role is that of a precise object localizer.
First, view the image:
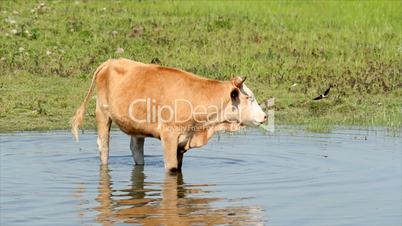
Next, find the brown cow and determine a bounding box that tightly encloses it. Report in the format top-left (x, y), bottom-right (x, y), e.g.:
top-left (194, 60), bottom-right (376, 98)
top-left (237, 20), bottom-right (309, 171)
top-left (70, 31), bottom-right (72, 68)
top-left (72, 58), bottom-right (266, 172)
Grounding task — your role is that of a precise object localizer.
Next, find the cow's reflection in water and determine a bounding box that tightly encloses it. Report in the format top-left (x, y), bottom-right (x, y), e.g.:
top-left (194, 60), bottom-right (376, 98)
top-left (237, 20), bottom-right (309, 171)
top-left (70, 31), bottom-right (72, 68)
top-left (94, 165), bottom-right (263, 226)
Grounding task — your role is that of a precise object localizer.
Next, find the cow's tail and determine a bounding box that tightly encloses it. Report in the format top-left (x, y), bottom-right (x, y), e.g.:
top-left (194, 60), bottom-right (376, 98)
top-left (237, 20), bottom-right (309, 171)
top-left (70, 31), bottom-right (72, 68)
top-left (71, 60), bottom-right (109, 141)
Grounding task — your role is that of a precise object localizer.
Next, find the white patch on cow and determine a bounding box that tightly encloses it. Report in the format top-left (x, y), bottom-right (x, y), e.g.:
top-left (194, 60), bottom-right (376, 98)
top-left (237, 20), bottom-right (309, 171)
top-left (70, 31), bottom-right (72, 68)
top-left (241, 84), bottom-right (266, 125)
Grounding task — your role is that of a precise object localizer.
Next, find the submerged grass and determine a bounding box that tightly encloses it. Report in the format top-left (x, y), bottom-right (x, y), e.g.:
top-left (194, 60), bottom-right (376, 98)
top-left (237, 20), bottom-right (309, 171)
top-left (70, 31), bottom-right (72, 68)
top-left (0, 1), bottom-right (401, 132)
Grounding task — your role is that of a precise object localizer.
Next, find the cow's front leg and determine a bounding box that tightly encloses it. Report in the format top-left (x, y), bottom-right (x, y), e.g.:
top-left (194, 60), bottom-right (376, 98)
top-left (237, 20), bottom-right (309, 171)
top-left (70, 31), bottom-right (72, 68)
top-left (161, 132), bottom-right (180, 173)
top-left (130, 136), bottom-right (145, 165)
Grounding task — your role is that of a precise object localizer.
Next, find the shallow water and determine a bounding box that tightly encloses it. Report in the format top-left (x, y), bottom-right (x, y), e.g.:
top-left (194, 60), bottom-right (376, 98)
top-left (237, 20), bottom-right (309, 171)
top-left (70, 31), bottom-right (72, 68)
top-left (0, 128), bottom-right (401, 226)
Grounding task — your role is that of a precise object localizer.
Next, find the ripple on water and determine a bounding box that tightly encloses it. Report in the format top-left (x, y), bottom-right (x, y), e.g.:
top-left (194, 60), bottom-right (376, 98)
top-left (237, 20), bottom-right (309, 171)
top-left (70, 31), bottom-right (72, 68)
top-left (0, 128), bottom-right (401, 226)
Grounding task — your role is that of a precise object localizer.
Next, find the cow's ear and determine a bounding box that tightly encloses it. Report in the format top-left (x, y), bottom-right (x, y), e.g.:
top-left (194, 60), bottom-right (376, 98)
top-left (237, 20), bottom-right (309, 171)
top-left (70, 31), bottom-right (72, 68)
top-left (231, 76), bottom-right (247, 88)
top-left (230, 88), bottom-right (239, 99)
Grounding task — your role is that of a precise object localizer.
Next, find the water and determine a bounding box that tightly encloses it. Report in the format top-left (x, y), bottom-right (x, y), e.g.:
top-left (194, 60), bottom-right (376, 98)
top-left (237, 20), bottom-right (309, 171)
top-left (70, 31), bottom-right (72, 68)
top-left (0, 128), bottom-right (401, 226)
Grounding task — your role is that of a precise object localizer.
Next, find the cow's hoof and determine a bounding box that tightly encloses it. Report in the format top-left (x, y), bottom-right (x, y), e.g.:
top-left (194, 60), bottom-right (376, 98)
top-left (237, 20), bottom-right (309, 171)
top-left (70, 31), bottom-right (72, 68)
top-left (167, 167), bottom-right (181, 174)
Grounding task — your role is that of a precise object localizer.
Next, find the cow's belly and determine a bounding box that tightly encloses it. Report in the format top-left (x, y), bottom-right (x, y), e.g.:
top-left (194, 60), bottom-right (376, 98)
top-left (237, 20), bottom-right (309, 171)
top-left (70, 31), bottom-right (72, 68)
top-left (106, 99), bottom-right (161, 139)
top-left (112, 115), bottom-right (161, 138)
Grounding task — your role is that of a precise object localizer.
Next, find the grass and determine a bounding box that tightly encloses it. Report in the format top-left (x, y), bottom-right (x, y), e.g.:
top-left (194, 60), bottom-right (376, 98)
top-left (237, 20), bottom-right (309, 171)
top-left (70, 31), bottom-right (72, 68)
top-left (0, 1), bottom-right (401, 132)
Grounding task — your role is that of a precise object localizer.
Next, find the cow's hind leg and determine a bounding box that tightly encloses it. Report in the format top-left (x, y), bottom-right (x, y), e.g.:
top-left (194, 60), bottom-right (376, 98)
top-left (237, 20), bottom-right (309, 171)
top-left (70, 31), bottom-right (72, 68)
top-left (130, 136), bottom-right (145, 165)
top-left (96, 108), bottom-right (111, 165)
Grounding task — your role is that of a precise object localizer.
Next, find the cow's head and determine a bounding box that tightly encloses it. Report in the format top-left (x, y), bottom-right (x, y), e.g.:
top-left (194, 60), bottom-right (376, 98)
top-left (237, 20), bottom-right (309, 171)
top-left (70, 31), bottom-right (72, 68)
top-left (225, 76), bottom-right (267, 126)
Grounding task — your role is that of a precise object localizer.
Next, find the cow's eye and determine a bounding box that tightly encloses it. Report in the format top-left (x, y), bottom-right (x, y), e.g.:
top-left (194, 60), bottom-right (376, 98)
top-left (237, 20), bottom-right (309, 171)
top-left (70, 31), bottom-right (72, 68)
top-left (230, 89), bottom-right (239, 99)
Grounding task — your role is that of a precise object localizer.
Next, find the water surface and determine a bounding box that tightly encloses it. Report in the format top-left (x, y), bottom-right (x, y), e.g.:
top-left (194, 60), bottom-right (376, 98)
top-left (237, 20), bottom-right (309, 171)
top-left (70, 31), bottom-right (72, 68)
top-left (1, 128), bottom-right (401, 225)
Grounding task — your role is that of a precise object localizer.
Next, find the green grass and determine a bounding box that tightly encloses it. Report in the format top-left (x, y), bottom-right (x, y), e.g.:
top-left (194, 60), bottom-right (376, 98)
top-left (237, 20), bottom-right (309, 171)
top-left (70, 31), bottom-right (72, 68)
top-left (1, 1), bottom-right (401, 132)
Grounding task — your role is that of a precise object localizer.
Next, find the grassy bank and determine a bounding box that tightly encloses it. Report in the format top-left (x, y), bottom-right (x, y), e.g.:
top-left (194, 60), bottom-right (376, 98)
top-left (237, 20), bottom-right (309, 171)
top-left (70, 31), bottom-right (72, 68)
top-left (1, 1), bottom-right (401, 132)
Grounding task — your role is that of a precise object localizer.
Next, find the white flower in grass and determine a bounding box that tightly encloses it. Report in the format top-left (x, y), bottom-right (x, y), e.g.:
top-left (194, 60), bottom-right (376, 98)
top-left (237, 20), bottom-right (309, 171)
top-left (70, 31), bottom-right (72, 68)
top-left (397, 44), bottom-right (402, 53)
top-left (116, 47), bottom-right (124, 54)
top-left (5, 18), bottom-right (16, 24)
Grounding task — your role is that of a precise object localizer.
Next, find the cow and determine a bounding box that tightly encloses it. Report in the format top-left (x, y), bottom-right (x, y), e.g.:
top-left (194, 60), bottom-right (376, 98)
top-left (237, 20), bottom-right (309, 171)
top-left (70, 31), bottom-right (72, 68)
top-left (71, 58), bottom-right (267, 172)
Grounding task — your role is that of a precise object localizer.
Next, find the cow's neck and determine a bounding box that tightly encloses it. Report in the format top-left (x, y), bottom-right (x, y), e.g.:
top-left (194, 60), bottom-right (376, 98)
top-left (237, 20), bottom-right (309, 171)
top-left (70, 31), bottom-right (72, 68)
top-left (196, 81), bottom-right (233, 128)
